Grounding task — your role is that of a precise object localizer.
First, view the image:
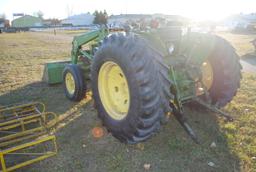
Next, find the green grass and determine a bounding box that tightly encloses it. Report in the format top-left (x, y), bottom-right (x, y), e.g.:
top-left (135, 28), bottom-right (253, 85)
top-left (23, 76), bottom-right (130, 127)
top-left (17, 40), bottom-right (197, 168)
top-left (0, 31), bottom-right (255, 172)
top-left (224, 74), bottom-right (256, 171)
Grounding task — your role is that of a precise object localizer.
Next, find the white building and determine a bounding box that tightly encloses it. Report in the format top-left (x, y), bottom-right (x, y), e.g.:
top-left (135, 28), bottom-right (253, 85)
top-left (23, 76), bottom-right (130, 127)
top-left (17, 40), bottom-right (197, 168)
top-left (224, 13), bottom-right (256, 30)
top-left (61, 13), bottom-right (95, 26)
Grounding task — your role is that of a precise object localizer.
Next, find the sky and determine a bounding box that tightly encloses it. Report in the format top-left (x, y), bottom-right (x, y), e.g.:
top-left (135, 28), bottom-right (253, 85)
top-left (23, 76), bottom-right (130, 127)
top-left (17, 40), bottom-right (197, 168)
top-left (0, 0), bottom-right (255, 21)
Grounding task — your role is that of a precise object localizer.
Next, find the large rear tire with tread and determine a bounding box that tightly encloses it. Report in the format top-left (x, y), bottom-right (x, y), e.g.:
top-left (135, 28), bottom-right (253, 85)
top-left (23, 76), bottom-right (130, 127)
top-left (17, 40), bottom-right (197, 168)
top-left (207, 36), bottom-right (242, 107)
top-left (91, 33), bottom-right (172, 143)
top-left (183, 33), bottom-right (242, 107)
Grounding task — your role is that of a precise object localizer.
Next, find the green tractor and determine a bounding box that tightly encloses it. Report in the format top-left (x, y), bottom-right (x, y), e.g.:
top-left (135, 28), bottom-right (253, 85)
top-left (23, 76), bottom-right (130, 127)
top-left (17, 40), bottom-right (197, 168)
top-left (44, 26), bottom-right (241, 143)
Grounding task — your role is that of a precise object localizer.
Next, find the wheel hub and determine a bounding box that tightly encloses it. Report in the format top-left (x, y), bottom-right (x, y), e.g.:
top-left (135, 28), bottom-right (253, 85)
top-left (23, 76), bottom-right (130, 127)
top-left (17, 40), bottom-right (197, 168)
top-left (98, 61), bottom-right (130, 120)
top-left (65, 72), bottom-right (75, 95)
top-left (196, 60), bottom-right (214, 95)
top-left (201, 60), bottom-right (213, 90)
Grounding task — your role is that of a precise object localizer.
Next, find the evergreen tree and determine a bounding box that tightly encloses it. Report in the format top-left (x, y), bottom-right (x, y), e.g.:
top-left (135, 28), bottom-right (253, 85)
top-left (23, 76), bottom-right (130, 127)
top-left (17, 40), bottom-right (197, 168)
top-left (93, 10), bottom-right (108, 25)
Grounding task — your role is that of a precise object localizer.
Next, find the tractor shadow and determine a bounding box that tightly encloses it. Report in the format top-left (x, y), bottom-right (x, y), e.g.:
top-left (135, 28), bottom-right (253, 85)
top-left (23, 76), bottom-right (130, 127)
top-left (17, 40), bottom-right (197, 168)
top-left (0, 81), bottom-right (79, 114)
top-left (0, 82), bottom-right (241, 172)
top-left (146, 103), bottom-right (242, 172)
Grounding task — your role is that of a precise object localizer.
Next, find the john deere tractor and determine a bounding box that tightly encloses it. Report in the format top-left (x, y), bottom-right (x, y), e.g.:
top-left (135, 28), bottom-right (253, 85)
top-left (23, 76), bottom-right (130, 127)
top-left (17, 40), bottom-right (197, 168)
top-left (44, 25), bottom-right (241, 143)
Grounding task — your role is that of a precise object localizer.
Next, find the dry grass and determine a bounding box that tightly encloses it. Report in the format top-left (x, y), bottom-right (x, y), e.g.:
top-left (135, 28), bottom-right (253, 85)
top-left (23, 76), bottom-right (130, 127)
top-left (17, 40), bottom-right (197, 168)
top-left (0, 31), bottom-right (255, 172)
top-left (218, 32), bottom-right (256, 56)
top-left (0, 32), bottom-right (71, 95)
top-left (40, 29), bottom-right (89, 36)
top-left (224, 74), bottom-right (256, 171)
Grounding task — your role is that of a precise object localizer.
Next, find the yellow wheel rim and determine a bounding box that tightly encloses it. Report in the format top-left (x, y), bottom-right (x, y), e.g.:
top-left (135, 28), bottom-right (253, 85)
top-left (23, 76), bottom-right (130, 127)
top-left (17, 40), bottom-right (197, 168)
top-left (197, 60), bottom-right (214, 95)
top-left (98, 61), bottom-right (130, 120)
top-left (201, 60), bottom-right (213, 90)
top-left (65, 72), bottom-right (75, 95)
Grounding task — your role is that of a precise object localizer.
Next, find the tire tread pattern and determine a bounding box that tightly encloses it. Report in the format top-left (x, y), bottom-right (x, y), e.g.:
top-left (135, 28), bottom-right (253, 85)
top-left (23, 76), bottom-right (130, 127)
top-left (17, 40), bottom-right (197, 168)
top-left (91, 33), bottom-right (172, 143)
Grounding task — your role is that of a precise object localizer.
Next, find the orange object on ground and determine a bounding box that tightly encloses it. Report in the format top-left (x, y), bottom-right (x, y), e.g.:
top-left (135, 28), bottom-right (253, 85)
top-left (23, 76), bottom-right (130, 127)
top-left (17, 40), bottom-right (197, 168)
top-left (92, 127), bottom-right (104, 138)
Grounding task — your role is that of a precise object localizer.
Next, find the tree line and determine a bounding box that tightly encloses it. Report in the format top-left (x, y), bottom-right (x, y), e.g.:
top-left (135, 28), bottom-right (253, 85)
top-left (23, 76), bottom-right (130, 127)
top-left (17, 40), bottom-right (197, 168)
top-left (93, 10), bottom-right (108, 25)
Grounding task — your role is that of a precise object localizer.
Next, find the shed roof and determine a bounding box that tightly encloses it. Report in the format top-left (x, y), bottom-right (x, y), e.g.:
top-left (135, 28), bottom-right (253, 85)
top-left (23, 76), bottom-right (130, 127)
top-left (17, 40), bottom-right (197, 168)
top-left (12, 15), bottom-right (43, 27)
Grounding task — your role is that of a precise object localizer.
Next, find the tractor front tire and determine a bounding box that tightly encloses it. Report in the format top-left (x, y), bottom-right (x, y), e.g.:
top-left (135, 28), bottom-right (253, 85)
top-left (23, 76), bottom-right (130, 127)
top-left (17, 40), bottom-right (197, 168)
top-left (63, 64), bottom-right (86, 101)
top-left (91, 33), bottom-right (171, 143)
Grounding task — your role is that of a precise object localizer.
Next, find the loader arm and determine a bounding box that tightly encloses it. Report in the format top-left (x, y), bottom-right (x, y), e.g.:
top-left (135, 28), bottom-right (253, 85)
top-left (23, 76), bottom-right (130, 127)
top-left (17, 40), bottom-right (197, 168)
top-left (43, 28), bottom-right (108, 84)
top-left (71, 28), bottom-right (108, 64)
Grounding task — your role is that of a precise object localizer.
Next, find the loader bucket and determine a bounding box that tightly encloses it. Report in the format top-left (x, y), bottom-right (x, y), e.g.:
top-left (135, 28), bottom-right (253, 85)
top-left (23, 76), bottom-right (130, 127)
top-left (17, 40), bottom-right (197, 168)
top-left (42, 60), bottom-right (71, 84)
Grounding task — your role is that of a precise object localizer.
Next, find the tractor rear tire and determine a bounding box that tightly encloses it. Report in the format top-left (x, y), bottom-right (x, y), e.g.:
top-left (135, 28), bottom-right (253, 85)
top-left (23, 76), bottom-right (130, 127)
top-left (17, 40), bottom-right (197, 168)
top-left (63, 64), bottom-right (86, 101)
top-left (91, 33), bottom-right (172, 143)
top-left (207, 36), bottom-right (242, 107)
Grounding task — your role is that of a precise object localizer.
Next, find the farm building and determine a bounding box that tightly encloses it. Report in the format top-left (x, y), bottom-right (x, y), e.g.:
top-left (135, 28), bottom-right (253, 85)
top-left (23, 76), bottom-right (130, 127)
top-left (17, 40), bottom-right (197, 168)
top-left (224, 13), bottom-right (256, 30)
top-left (61, 13), bottom-right (94, 26)
top-left (0, 18), bottom-right (10, 29)
top-left (12, 15), bottom-right (43, 28)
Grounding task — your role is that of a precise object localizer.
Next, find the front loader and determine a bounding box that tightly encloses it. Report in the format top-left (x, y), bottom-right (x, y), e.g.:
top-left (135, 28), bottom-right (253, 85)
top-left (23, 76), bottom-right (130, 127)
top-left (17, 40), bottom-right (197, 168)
top-left (44, 25), bottom-right (241, 144)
